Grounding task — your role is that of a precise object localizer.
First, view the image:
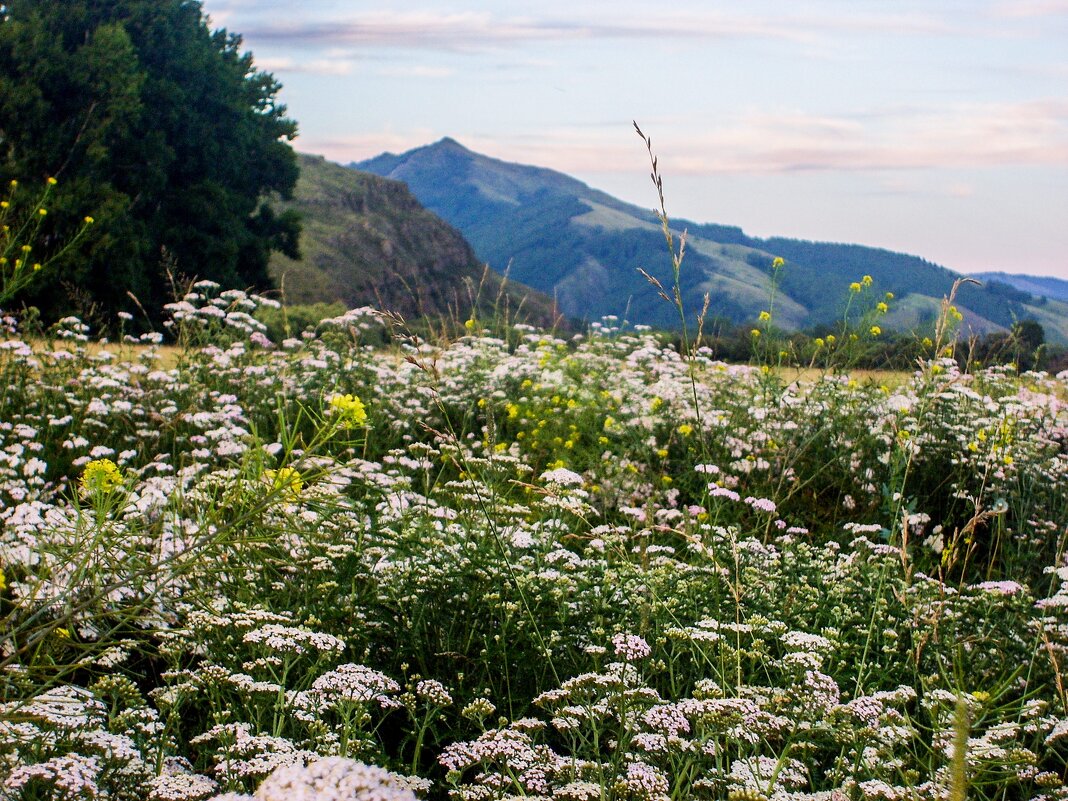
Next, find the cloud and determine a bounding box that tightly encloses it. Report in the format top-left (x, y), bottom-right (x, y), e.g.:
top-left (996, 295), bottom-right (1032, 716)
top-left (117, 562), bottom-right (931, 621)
top-left (238, 9), bottom-right (951, 53)
top-left (303, 100), bottom-right (1068, 177)
top-left (298, 131), bottom-right (443, 162)
top-left (535, 102), bottom-right (1068, 175)
top-left (374, 65), bottom-right (455, 79)
top-left (254, 56), bottom-right (355, 76)
top-left (991, 0), bottom-right (1068, 17)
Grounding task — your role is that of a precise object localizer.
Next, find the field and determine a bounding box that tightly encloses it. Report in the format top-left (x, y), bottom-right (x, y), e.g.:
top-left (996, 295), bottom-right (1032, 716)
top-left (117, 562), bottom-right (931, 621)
top-left (1, 285), bottom-right (1067, 800)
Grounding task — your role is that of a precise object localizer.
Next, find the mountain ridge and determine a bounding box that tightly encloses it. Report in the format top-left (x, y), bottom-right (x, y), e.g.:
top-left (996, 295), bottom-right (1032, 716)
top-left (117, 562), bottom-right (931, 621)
top-left (353, 138), bottom-right (1068, 344)
top-left (971, 272), bottom-right (1068, 304)
top-left (267, 153), bottom-right (562, 328)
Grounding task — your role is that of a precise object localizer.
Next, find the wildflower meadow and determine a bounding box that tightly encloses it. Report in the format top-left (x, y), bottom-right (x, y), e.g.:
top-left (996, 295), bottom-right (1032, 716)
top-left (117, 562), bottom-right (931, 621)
top-left (0, 282), bottom-right (1067, 800)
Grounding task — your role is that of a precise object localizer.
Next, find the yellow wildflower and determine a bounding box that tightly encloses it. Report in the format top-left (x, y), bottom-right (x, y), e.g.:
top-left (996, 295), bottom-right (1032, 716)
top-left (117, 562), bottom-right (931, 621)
top-left (876, 302), bottom-right (888, 313)
top-left (0, 566), bottom-right (6, 592)
top-left (329, 393), bottom-right (368, 428)
top-left (677, 424), bottom-right (694, 437)
top-left (772, 257), bottom-right (785, 269)
top-left (759, 310), bottom-right (771, 322)
top-left (870, 325), bottom-right (881, 336)
top-left (862, 274), bottom-right (873, 286)
top-left (750, 329), bottom-right (760, 338)
top-left (849, 282), bottom-right (862, 293)
top-left (80, 458), bottom-right (123, 495)
top-left (47, 176), bottom-right (57, 186)
top-left (265, 466), bottom-right (303, 500)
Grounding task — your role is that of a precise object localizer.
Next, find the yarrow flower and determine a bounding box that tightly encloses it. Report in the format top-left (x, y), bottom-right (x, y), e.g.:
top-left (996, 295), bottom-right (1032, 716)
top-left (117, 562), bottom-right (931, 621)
top-left (612, 632), bottom-right (651, 661)
top-left (329, 393), bottom-right (368, 429)
top-left (744, 496), bottom-right (777, 514)
top-left (80, 458), bottom-right (124, 496)
top-left (253, 757), bottom-right (419, 801)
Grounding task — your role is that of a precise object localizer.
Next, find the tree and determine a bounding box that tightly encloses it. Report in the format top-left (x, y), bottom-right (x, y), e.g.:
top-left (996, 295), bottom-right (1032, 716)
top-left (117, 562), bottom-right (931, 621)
top-left (0, 0), bottom-right (300, 323)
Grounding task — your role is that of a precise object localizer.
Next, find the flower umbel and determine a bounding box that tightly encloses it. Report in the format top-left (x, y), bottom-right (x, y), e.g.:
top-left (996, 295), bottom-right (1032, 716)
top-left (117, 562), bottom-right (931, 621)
top-left (329, 393), bottom-right (368, 429)
top-left (79, 458), bottom-right (123, 496)
top-left (265, 466), bottom-right (303, 500)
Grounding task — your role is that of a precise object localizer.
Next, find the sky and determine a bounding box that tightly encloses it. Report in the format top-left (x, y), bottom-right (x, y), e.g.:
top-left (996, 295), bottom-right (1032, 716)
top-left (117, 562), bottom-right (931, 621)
top-left (207, 0), bottom-right (1068, 279)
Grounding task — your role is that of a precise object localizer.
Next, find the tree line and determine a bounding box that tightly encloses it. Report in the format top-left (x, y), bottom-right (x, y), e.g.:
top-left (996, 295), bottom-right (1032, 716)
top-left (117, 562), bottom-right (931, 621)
top-left (0, 0), bottom-right (300, 325)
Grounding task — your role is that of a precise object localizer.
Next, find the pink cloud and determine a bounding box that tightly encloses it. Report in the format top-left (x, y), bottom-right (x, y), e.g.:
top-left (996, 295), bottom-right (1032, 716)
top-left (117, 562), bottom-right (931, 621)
top-left (239, 9), bottom-right (951, 53)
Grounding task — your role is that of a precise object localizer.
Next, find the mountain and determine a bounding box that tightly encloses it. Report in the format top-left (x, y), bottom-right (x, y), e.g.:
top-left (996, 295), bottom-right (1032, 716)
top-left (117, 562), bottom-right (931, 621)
top-left (354, 138), bottom-right (1068, 343)
top-left (971, 272), bottom-right (1068, 304)
top-left (268, 153), bottom-right (562, 327)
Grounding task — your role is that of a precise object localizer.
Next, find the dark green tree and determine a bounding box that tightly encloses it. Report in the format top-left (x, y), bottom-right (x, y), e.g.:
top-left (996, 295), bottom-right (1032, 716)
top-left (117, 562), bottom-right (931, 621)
top-left (0, 0), bottom-right (300, 323)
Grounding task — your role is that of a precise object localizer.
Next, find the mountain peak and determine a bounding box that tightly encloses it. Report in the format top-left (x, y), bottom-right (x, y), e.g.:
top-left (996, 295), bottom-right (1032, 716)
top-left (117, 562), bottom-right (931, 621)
top-left (352, 139), bottom-right (1068, 341)
top-left (429, 136), bottom-right (470, 153)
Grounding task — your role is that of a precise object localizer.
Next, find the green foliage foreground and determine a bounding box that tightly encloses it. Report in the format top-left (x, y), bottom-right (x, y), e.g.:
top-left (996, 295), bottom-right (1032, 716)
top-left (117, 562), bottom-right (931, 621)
top-left (0, 289), bottom-right (1066, 800)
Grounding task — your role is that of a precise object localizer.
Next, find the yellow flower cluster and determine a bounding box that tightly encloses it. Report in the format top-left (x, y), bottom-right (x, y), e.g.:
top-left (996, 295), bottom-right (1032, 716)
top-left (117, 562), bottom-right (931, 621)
top-left (80, 458), bottom-right (124, 495)
top-left (265, 466), bottom-right (303, 500)
top-left (329, 393), bottom-right (368, 429)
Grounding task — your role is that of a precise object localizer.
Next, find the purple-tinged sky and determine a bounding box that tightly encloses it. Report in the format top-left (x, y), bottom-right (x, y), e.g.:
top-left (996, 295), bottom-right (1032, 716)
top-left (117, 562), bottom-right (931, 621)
top-left (208, 0), bottom-right (1068, 278)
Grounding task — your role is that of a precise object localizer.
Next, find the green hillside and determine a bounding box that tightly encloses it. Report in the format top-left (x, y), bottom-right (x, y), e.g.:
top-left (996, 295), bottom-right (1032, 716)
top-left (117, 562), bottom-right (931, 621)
top-left (269, 153), bottom-right (561, 327)
top-left (971, 272), bottom-right (1068, 303)
top-left (355, 139), bottom-right (1067, 343)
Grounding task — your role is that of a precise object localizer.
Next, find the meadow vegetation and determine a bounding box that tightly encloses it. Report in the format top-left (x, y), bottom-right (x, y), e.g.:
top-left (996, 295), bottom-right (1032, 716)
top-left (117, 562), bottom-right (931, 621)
top-left (0, 280), bottom-right (1066, 800)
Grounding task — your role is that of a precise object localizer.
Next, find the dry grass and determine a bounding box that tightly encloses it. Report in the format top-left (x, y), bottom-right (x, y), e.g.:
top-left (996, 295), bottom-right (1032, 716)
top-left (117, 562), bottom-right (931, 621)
top-left (777, 365), bottom-right (912, 389)
top-left (20, 339), bottom-right (184, 370)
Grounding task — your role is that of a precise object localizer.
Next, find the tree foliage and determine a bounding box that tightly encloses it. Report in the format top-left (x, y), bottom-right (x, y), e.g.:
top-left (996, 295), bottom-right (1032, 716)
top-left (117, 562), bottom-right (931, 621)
top-left (0, 0), bottom-right (300, 323)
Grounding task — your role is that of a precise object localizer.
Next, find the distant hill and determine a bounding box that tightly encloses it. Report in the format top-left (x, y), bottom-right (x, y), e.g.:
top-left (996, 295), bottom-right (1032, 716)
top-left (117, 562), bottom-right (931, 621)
top-left (354, 138), bottom-right (1068, 343)
top-left (268, 153), bottom-right (562, 327)
top-left (971, 272), bottom-right (1068, 303)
